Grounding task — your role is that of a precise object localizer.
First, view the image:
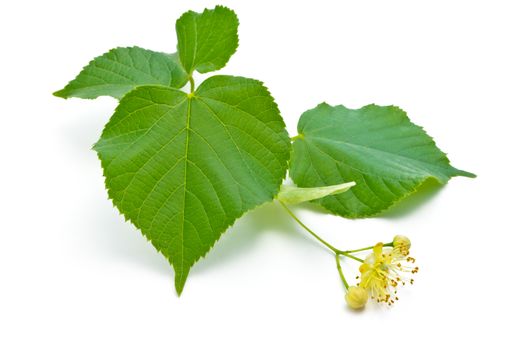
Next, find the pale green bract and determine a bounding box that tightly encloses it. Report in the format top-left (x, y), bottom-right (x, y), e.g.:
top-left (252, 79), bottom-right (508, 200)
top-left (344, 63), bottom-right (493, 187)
top-left (277, 182), bottom-right (355, 205)
top-left (94, 76), bottom-right (290, 294)
top-left (176, 5), bottom-right (239, 74)
top-left (289, 103), bottom-right (475, 218)
top-left (53, 47), bottom-right (188, 99)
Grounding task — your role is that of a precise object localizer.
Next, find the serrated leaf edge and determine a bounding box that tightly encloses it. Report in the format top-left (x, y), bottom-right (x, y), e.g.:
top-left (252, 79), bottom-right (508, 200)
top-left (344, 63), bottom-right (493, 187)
top-left (93, 75), bottom-right (290, 295)
top-left (292, 102), bottom-right (476, 218)
top-left (53, 46), bottom-right (186, 100)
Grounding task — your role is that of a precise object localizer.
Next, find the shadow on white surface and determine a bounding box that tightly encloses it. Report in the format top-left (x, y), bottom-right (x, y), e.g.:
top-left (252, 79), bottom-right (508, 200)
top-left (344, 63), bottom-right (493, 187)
top-left (60, 105), bottom-right (174, 278)
top-left (291, 179), bottom-right (444, 220)
top-left (59, 98), bottom-right (116, 152)
top-left (85, 199), bottom-right (310, 280)
top-left (381, 179), bottom-right (443, 219)
top-left (86, 202), bottom-right (174, 277)
top-left (191, 202), bottom-right (307, 275)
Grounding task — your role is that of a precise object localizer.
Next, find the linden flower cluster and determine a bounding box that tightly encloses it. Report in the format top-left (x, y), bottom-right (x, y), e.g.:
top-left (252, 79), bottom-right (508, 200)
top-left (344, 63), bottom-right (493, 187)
top-left (280, 201), bottom-right (419, 311)
top-left (345, 235), bottom-right (419, 309)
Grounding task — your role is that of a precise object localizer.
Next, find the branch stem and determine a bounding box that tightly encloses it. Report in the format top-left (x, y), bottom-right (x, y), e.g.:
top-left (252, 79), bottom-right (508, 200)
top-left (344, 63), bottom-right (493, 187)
top-left (335, 254), bottom-right (349, 289)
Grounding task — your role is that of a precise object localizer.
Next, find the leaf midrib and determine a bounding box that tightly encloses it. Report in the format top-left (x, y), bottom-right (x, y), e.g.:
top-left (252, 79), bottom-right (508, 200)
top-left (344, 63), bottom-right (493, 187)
top-left (306, 135), bottom-right (454, 180)
top-left (178, 94), bottom-right (192, 285)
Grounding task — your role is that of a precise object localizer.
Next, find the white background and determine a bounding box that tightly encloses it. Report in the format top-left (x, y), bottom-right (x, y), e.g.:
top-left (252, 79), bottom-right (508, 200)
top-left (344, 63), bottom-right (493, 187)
top-left (1, 0), bottom-right (523, 349)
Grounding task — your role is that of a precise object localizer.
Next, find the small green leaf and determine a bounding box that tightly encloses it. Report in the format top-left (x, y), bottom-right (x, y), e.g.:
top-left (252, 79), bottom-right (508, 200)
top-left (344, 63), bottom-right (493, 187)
top-left (94, 75), bottom-right (290, 294)
top-left (277, 182), bottom-right (355, 205)
top-left (290, 103), bottom-right (475, 218)
top-left (53, 47), bottom-right (187, 99)
top-left (176, 5), bottom-right (239, 74)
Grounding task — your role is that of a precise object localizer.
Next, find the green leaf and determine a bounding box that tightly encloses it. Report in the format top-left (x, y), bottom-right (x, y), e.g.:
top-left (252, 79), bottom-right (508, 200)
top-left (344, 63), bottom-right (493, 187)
top-left (176, 5), bottom-right (239, 74)
top-left (94, 75), bottom-right (290, 294)
top-left (53, 47), bottom-right (188, 99)
top-left (289, 103), bottom-right (475, 218)
top-left (277, 182), bottom-right (355, 205)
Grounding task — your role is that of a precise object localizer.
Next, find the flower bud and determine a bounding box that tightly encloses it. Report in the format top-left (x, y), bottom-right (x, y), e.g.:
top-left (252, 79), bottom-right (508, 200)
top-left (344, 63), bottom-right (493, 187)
top-left (393, 235), bottom-right (411, 256)
top-left (345, 286), bottom-right (368, 310)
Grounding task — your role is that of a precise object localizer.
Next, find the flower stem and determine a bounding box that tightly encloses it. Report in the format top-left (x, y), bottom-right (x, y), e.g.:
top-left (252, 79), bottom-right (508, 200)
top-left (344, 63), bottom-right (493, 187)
top-left (335, 254), bottom-right (349, 289)
top-left (279, 201), bottom-right (364, 264)
top-left (279, 201), bottom-right (365, 286)
top-left (341, 252), bottom-right (364, 263)
top-left (279, 201), bottom-right (340, 254)
top-left (345, 242), bottom-right (392, 254)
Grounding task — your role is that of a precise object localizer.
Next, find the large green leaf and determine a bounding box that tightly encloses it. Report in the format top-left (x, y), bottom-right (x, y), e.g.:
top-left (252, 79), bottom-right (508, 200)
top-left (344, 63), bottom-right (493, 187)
top-left (176, 6), bottom-right (239, 74)
top-left (94, 75), bottom-right (290, 294)
top-left (289, 103), bottom-right (475, 217)
top-left (53, 47), bottom-right (187, 99)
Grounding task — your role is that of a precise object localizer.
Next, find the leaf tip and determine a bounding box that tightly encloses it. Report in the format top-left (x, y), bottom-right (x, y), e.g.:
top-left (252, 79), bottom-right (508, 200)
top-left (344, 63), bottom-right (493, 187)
top-left (212, 5), bottom-right (239, 26)
top-left (332, 181), bottom-right (356, 195)
top-left (175, 275), bottom-right (187, 297)
top-left (53, 89), bottom-right (68, 99)
top-left (317, 102), bottom-right (332, 108)
top-left (454, 169), bottom-right (477, 179)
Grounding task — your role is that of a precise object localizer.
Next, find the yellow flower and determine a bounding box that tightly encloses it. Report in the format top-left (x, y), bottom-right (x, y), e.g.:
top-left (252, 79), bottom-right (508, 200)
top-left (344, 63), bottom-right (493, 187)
top-left (357, 242), bottom-right (418, 305)
top-left (393, 235), bottom-right (411, 256)
top-left (345, 286), bottom-right (368, 310)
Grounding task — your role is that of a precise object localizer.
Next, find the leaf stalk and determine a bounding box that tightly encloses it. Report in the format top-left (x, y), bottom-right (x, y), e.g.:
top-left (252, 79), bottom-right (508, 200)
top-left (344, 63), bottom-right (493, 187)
top-left (189, 75), bottom-right (195, 93)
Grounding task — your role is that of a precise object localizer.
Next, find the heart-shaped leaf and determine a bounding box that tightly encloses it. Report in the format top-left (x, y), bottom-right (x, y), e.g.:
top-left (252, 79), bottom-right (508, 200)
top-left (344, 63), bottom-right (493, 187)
top-left (289, 103), bottom-right (475, 217)
top-left (94, 75), bottom-right (290, 293)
